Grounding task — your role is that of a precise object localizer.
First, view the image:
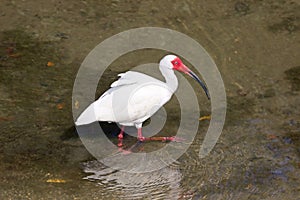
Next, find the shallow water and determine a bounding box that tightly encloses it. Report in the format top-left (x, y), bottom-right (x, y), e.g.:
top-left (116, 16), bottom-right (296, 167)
top-left (80, 115), bottom-right (299, 199)
top-left (0, 0), bottom-right (299, 199)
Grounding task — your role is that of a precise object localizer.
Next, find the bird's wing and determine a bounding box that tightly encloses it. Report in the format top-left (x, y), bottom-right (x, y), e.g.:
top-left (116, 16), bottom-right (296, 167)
top-left (100, 71), bottom-right (162, 99)
top-left (110, 72), bottom-right (137, 87)
top-left (111, 71), bottom-right (161, 87)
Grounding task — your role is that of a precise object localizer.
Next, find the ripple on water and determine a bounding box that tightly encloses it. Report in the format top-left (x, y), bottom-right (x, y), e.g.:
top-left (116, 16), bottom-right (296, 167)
top-left (82, 160), bottom-right (183, 199)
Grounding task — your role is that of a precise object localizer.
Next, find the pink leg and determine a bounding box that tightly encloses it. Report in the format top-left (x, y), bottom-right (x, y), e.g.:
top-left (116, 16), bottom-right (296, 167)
top-left (117, 126), bottom-right (125, 147)
top-left (137, 128), bottom-right (145, 141)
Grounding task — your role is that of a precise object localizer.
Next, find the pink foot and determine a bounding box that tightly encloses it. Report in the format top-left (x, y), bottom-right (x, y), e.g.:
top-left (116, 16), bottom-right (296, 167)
top-left (164, 136), bottom-right (185, 142)
top-left (138, 136), bottom-right (146, 142)
top-left (117, 141), bottom-right (123, 147)
top-left (141, 136), bottom-right (185, 142)
top-left (118, 148), bottom-right (132, 155)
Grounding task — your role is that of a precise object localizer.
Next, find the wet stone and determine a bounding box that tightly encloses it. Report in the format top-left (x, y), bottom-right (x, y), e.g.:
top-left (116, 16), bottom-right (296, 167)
top-left (285, 66), bottom-right (300, 91)
top-left (269, 17), bottom-right (298, 33)
top-left (257, 88), bottom-right (276, 99)
top-left (283, 136), bottom-right (292, 144)
top-left (234, 2), bottom-right (250, 15)
top-left (55, 32), bottom-right (69, 39)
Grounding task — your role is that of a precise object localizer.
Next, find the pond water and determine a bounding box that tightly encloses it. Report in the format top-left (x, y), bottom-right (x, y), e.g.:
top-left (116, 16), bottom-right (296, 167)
top-left (0, 0), bottom-right (299, 199)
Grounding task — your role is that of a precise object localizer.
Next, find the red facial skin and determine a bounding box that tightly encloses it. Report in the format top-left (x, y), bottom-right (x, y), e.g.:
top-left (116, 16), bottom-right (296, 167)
top-left (171, 57), bottom-right (191, 75)
top-left (171, 57), bottom-right (183, 70)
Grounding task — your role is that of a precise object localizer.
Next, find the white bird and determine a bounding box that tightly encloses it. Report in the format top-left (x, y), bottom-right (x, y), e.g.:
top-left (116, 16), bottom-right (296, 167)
top-left (75, 55), bottom-right (210, 145)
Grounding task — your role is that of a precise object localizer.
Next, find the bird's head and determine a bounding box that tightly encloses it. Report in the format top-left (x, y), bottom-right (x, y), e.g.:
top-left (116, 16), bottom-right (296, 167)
top-left (160, 55), bottom-right (210, 100)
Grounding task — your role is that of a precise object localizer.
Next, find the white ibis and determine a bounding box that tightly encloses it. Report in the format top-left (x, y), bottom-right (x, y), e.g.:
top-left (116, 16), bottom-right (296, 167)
top-left (75, 55), bottom-right (210, 146)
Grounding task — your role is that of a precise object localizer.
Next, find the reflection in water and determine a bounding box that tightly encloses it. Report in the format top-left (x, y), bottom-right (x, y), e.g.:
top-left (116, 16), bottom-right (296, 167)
top-left (82, 160), bottom-right (184, 199)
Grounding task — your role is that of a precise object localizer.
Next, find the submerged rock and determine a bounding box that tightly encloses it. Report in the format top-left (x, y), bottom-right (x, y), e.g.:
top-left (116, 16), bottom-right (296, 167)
top-left (285, 66), bottom-right (300, 91)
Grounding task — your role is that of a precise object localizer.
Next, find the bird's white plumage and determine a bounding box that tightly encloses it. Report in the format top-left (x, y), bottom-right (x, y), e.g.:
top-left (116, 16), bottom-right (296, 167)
top-left (76, 71), bottom-right (173, 128)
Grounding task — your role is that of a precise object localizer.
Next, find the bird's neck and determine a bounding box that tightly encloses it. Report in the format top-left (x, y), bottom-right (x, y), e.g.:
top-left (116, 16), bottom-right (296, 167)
top-left (159, 66), bottom-right (178, 93)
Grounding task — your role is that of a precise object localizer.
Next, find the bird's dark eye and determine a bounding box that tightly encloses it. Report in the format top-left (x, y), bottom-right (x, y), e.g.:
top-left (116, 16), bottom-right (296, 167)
top-left (174, 61), bottom-right (179, 65)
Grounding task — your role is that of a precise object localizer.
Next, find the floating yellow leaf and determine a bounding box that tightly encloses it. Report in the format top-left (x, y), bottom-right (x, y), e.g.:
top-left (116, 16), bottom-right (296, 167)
top-left (47, 61), bottom-right (55, 67)
top-left (199, 115), bottom-right (211, 121)
top-left (46, 179), bottom-right (66, 183)
top-left (56, 103), bottom-right (65, 110)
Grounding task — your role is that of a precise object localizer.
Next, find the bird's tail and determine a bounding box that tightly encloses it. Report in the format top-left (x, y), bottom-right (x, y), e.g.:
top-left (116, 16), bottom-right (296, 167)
top-left (75, 102), bottom-right (97, 126)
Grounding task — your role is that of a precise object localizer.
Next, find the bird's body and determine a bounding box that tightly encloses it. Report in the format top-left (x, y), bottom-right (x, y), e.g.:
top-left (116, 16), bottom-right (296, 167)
top-left (75, 55), bottom-right (210, 143)
top-left (77, 71), bottom-right (173, 127)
